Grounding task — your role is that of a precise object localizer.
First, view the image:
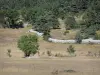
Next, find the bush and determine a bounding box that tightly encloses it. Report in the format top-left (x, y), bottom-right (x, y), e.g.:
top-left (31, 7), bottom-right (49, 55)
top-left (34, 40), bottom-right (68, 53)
top-left (7, 49), bottom-right (12, 57)
top-left (63, 69), bottom-right (76, 73)
top-left (75, 32), bottom-right (82, 44)
top-left (95, 31), bottom-right (100, 40)
top-left (65, 16), bottom-right (76, 29)
top-left (80, 25), bottom-right (96, 38)
top-left (51, 69), bottom-right (59, 75)
top-left (5, 9), bottom-right (20, 28)
top-left (18, 34), bottom-right (39, 57)
top-left (43, 30), bottom-right (51, 41)
top-left (47, 50), bottom-right (52, 56)
top-left (86, 27), bottom-right (96, 37)
top-left (63, 30), bottom-right (69, 35)
top-left (67, 45), bottom-right (75, 54)
top-left (55, 53), bottom-right (64, 57)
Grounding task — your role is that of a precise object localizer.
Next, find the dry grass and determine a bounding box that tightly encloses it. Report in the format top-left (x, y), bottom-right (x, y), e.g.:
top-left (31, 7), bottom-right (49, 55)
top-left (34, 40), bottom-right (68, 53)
top-left (50, 29), bottom-right (79, 40)
top-left (0, 28), bottom-right (100, 75)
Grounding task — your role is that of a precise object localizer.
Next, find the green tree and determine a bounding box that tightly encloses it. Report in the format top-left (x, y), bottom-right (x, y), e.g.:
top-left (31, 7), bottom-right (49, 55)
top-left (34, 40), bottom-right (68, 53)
top-left (70, 0), bottom-right (88, 13)
top-left (5, 9), bottom-right (20, 28)
top-left (43, 28), bottom-right (51, 41)
top-left (18, 34), bottom-right (39, 57)
top-left (65, 16), bottom-right (76, 29)
top-left (1, 0), bottom-right (100, 32)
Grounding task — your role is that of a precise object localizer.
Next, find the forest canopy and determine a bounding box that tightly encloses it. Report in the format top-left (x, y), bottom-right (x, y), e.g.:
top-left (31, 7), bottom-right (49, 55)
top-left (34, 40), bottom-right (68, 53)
top-left (0, 0), bottom-right (100, 38)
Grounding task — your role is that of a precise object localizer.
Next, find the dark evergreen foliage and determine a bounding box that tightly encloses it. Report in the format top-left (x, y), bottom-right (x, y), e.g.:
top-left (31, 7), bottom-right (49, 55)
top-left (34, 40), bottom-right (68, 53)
top-left (0, 0), bottom-right (100, 38)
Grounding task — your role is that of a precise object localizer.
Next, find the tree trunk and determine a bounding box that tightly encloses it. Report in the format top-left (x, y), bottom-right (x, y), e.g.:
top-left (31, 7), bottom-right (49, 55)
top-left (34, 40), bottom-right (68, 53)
top-left (24, 52), bottom-right (31, 57)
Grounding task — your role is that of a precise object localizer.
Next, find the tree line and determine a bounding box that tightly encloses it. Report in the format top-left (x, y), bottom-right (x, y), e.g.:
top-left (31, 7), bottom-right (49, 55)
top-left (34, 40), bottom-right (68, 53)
top-left (0, 0), bottom-right (100, 39)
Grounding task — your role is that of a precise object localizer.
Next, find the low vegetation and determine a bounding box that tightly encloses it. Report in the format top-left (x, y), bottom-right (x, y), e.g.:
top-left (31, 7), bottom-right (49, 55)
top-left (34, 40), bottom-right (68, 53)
top-left (75, 32), bottom-right (82, 44)
top-left (95, 31), bottom-right (100, 40)
top-left (67, 45), bottom-right (76, 56)
top-left (47, 50), bottom-right (52, 56)
top-left (7, 49), bottom-right (12, 57)
top-left (18, 34), bottom-right (39, 57)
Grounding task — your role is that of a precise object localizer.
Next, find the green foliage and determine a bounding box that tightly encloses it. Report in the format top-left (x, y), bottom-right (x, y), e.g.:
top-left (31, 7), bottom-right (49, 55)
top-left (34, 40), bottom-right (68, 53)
top-left (80, 25), bottom-right (96, 38)
top-left (33, 11), bottom-right (59, 32)
top-left (21, 8), bottom-right (40, 22)
top-left (0, 0), bottom-right (100, 35)
top-left (82, 0), bottom-right (100, 35)
top-left (7, 49), bottom-right (12, 57)
top-left (0, 10), bottom-right (5, 28)
top-left (95, 34), bottom-right (100, 40)
top-left (67, 45), bottom-right (75, 54)
top-left (75, 32), bottom-right (82, 44)
top-left (5, 9), bottom-right (19, 20)
top-left (18, 34), bottom-right (39, 57)
top-left (70, 0), bottom-right (88, 13)
top-left (95, 31), bottom-right (100, 40)
top-left (65, 16), bottom-right (76, 29)
top-left (43, 29), bottom-right (51, 41)
top-left (86, 26), bottom-right (96, 36)
top-left (4, 9), bottom-right (22, 28)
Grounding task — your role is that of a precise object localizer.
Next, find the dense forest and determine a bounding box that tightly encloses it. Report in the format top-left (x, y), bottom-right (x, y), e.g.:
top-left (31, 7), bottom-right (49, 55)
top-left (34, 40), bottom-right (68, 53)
top-left (0, 0), bottom-right (100, 39)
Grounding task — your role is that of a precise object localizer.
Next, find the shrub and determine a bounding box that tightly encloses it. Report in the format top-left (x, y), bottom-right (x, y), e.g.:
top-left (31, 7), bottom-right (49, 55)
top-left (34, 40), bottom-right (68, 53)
top-left (67, 45), bottom-right (75, 54)
top-left (51, 69), bottom-right (59, 75)
top-left (43, 30), bottom-right (51, 41)
top-left (5, 9), bottom-right (20, 28)
top-left (7, 49), bottom-right (12, 57)
top-left (63, 69), bottom-right (76, 73)
top-left (65, 16), bottom-right (76, 29)
top-left (18, 34), bottom-right (39, 57)
top-left (87, 51), bottom-right (92, 56)
top-left (55, 53), bottom-right (65, 57)
top-left (75, 32), bottom-right (82, 44)
top-left (47, 50), bottom-right (52, 56)
top-left (63, 30), bottom-right (69, 35)
top-left (95, 31), bottom-right (100, 40)
top-left (85, 26), bottom-right (96, 37)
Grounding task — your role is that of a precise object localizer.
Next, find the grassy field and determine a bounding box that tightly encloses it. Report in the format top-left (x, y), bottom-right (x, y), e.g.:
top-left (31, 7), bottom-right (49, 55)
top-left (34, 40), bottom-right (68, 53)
top-left (50, 29), bottom-right (79, 40)
top-left (0, 28), bottom-right (100, 75)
